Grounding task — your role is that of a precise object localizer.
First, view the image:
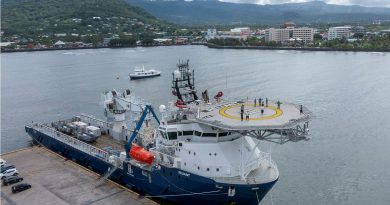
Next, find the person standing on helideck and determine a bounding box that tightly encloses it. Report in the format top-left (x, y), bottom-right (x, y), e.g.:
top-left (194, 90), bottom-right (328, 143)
top-left (240, 104), bottom-right (244, 121)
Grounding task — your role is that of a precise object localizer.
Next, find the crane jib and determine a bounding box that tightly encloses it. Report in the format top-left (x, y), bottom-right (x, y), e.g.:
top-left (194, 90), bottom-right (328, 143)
top-left (124, 105), bottom-right (160, 158)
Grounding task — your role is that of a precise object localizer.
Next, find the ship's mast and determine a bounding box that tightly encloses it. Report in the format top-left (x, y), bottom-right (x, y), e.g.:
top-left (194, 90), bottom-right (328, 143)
top-left (172, 60), bottom-right (198, 104)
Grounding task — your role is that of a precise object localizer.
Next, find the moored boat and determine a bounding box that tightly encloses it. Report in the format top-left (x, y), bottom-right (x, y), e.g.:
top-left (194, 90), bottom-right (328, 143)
top-left (129, 66), bottom-right (161, 80)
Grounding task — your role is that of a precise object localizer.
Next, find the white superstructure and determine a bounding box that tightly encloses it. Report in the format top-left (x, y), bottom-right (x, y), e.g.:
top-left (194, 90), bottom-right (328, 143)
top-left (129, 66), bottom-right (161, 80)
top-left (150, 60), bottom-right (312, 184)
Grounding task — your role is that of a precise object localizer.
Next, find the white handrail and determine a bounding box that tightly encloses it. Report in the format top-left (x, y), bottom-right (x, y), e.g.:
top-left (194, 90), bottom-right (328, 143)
top-left (30, 123), bottom-right (109, 161)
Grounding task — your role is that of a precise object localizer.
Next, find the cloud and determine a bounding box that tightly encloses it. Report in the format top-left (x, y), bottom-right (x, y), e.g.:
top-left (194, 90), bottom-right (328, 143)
top-left (218, 0), bottom-right (390, 7)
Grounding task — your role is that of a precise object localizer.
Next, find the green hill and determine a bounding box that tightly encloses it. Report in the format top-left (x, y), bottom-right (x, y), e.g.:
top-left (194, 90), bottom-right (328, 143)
top-left (1, 0), bottom-right (172, 41)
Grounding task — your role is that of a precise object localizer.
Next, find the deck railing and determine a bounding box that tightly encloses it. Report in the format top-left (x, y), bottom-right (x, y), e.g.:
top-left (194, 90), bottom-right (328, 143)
top-left (78, 113), bottom-right (112, 129)
top-left (29, 123), bottom-right (109, 161)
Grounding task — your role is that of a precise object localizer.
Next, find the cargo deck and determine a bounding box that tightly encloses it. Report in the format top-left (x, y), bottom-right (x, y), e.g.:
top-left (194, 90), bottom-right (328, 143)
top-left (0, 146), bottom-right (158, 205)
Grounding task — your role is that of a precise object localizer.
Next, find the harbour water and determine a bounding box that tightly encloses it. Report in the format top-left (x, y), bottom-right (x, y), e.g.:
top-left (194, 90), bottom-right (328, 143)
top-left (2, 46), bottom-right (390, 204)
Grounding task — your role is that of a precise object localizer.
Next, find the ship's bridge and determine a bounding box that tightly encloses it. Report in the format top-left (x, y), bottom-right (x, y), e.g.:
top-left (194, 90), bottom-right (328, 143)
top-left (182, 98), bottom-right (312, 144)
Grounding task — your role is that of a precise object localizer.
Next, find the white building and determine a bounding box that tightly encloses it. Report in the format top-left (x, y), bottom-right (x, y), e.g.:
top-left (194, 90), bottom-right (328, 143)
top-left (292, 27), bottom-right (314, 42)
top-left (328, 26), bottom-right (352, 40)
top-left (54, 33), bottom-right (67, 37)
top-left (230, 27), bottom-right (251, 35)
top-left (206, 29), bottom-right (217, 40)
top-left (265, 27), bottom-right (315, 43)
top-left (265, 28), bottom-right (290, 43)
top-left (212, 27), bottom-right (251, 41)
top-left (54, 40), bottom-right (66, 48)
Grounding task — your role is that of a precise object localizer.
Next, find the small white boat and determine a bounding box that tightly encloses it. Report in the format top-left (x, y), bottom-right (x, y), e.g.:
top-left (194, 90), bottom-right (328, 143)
top-left (129, 66), bottom-right (161, 80)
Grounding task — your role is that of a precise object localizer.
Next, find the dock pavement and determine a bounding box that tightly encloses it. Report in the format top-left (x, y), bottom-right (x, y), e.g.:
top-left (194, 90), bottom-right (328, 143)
top-left (0, 146), bottom-right (158, 205)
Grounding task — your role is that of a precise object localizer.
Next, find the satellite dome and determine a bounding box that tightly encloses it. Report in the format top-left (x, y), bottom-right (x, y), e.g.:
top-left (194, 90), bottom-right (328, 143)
top-left (173, 70), bottom-right (181, 79)
top-left (159, 104), bottom-right (167, 113)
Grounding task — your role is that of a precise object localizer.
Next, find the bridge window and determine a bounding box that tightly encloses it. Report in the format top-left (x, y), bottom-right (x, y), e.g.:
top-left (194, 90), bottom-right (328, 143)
top-left (167, 132), bottom-right (177, 140)
top-left (194, 131), bottom-right (202, 137)
top-left (183, 131), bottom-right (194, 136)
top-left (219, 132), bottom-right (229, 137)
top-left (202, 133), bottom-right (217, 137)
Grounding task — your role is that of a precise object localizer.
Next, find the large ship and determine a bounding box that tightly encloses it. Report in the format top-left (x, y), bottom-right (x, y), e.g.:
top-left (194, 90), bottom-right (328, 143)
top-left (25, 61), bottom-right (312, 205)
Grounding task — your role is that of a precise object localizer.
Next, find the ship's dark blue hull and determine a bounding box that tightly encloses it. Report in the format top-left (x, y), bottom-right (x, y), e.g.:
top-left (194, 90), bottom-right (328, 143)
top-left (25, 126), bottom-right (277, 205)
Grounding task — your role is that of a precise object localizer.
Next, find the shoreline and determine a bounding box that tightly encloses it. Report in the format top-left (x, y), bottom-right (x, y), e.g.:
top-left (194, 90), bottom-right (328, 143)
top-left (1, 43), bottom-right (390, 53)
top-left (207, 43), bottom-right (390, 52)
top-left (0, 45), bottom-right (142, 53)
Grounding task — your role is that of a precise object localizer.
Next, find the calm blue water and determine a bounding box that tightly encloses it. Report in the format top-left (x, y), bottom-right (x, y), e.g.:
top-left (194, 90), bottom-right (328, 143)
top-left (2, 46), bottom-right (390, 204)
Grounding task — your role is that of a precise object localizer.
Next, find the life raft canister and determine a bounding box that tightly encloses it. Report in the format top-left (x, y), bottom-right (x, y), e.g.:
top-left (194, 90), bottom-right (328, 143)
top-left (175, 99), bottom-right (187, 108)
top-left (129, 144), bottom-right (155, 164)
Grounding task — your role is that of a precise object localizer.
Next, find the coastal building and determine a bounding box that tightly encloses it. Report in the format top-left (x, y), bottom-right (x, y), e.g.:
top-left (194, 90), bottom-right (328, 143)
top-left (352, 26), bottom-right (365, 34)
top-left (206, 29), bottom-right (217, 40)
top-left (292, 27), bottom-right (314, 42)
top-left (380, 29), bottom-right (390, 36)
top-left (265, 22), bottom-right (315, 43)
top-left (153, 38), bottom-right (172, 45)
top-left (0, 42), bottom-right (16, 48)
top-left (54, 33), bottom-right (67, 37)
top-left (175, 37), bottom-right (188, 45)
top-left (230, 27), bottom-right (251, 35)
top-left (281, 21), bottom-right (296, 29)
top-left (328, 26), bottom-right (352, 40)
top-left (54, 40), bottom-right (65, 48)
top-left (230, 27), bottom-right (251, 40)
top-left (102, 38), bottom-right (112, 47)
top-left (265, 28), bottom-right (290, 43)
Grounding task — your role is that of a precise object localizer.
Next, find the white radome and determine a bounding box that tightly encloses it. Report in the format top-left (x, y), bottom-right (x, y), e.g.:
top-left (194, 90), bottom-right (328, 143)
top-left (159, 104), bottom-right (166, 113)
top-left (173, 70), bottom-right (181, 79)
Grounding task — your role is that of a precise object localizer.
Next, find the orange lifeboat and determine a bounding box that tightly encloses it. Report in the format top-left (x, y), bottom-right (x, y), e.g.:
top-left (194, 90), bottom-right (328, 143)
top-left (129, 144), bottom-right (155, 165)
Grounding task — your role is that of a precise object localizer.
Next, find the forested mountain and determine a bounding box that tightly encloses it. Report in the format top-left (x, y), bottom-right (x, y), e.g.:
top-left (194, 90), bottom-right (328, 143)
top-left (128, 0), bottom-right (390, 25)
top-left (1, 0), bottom-right (170, 37)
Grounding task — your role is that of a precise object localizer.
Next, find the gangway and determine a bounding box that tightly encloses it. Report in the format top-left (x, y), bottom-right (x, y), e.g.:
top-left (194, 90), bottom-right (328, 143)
top-left (95, 161), bottom-right (120, 187)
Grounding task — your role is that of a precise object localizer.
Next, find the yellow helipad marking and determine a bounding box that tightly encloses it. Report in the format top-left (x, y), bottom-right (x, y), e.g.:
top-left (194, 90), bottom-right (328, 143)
top-left (219, 104), bottom-right (283, 120)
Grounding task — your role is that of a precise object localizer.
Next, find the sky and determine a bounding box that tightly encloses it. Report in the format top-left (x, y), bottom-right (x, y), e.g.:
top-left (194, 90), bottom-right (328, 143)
top-left (218, 0), bottom-right (390, 7)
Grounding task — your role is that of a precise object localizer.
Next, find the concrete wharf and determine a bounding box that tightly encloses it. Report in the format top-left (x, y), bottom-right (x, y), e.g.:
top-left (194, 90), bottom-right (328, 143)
top-left (0, 146), bottom-right (157, 205)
